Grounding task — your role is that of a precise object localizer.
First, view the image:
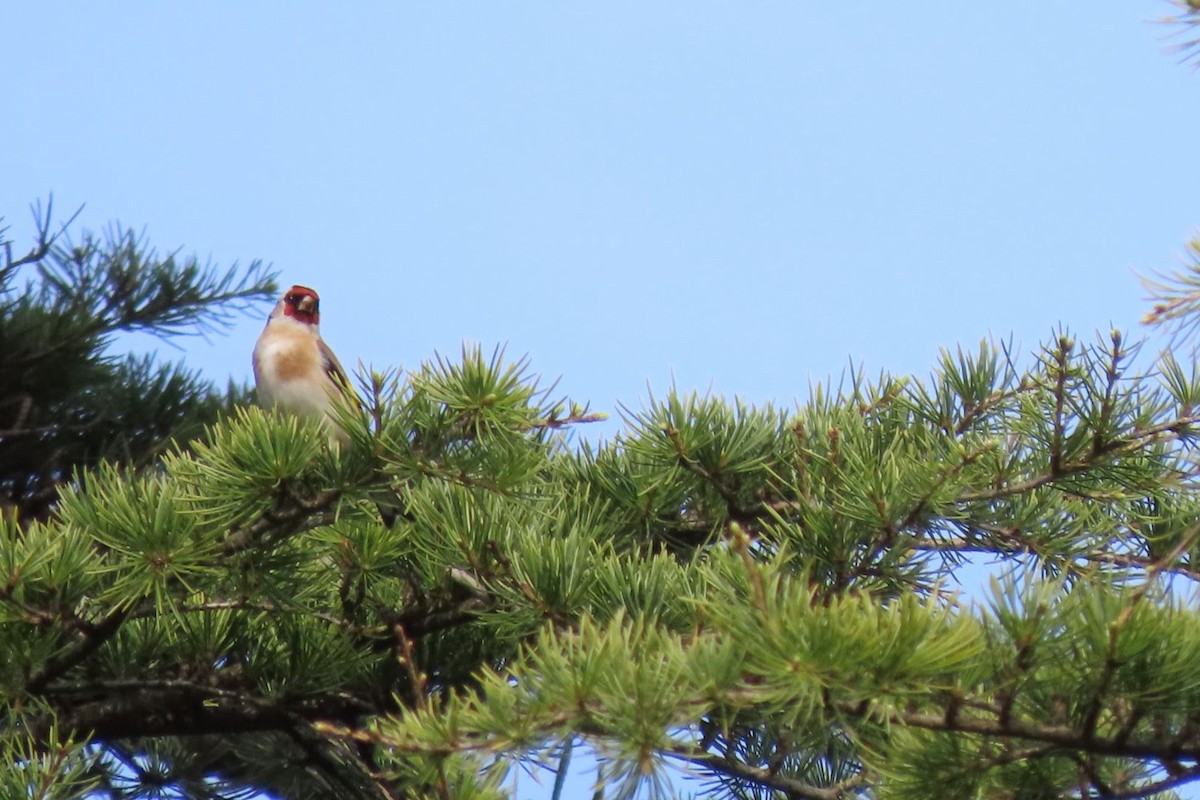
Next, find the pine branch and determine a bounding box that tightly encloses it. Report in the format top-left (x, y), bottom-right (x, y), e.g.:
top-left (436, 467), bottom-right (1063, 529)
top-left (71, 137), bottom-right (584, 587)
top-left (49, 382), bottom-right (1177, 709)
top-left (909, 527), bottom-right (1200, 583)
top-left (221, 488), bottom-right (341, 555)
top-left (0, 198), bottom-right (81, 283)
top-left (660, 739), bottom-right (862, 800)
top-left (834, 700), bottom-right (1200, 764)
top-left (24, 607), bottom-right (130, 694)
top-left (956, 412), bottom-right (1200, 503)
top-left (33, 681), bottom-right (370, 741)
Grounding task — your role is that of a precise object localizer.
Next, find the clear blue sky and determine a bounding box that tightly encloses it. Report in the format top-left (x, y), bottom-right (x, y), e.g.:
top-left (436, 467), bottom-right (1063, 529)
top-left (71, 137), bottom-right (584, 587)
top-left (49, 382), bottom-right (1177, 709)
top-left (5, 3), bottom-right (1200, 798)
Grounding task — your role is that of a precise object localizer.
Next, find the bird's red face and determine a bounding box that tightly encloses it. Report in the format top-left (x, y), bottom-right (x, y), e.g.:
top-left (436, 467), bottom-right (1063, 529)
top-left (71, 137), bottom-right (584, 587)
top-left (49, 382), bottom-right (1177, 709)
top-left (281, 285), bottom-right (320, 325)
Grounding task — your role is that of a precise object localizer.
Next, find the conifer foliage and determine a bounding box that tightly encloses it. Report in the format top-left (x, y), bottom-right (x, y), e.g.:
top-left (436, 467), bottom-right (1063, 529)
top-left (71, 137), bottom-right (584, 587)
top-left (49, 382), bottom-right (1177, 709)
top-left (10, 9), bottom-right (1200, 792)
top-left (6, 206), bottom-right (1200, 800)
top-left (0, 201), bottom-right (275, 525)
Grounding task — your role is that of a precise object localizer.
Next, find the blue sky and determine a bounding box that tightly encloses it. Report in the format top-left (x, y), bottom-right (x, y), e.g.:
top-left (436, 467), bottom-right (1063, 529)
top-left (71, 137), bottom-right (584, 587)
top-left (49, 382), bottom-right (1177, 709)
top-left (7, 3), bottom-right (1198, 415)
top-left (6, 3), bottom-right (1200, 798)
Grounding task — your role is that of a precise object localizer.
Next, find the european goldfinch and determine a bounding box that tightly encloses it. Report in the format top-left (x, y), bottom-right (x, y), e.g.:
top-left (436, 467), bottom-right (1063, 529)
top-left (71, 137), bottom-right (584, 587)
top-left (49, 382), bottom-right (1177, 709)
top-left (252, 284), bottom-right (356, 444)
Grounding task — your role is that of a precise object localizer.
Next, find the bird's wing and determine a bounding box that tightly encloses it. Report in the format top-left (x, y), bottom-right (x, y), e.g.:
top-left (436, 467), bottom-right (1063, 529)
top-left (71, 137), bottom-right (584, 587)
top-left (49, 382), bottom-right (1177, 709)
top-left (319, 338), bottom-right (360, 406)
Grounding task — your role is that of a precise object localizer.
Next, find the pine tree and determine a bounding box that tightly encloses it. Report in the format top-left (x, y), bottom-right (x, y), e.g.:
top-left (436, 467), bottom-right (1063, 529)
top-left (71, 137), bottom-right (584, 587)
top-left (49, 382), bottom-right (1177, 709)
top-left (12, 9), bottom-right (1200, 797)
top-left (8, 204), bottom-right (1200, 800)
top-left (0, 200), bottom-right (274, 525)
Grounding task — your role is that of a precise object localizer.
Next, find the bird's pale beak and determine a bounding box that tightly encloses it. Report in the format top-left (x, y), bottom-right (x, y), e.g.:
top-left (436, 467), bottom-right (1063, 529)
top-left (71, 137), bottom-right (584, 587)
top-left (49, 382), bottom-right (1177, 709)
top-left (298, 296), bottom-right (316, 313)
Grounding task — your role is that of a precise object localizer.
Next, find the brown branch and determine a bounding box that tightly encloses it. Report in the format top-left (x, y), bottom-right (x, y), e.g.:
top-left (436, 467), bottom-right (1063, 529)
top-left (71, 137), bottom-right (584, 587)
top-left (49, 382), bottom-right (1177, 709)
top-left (125, 596), bottom-right (365, 632)
top-left (393, 623), bottom-right (427, 710)
top-left (851, 443), bottom-right (990, 583)
top-left (36, 681), bottom-right (393, 799)
top-left (25, 607), bottom-right (130, 694)
top-left (834, 701), bottom-right (1200, 762)
top-left (953, 380), bottom-right (1032, 437)
top-left (395, 602), bottom-right (484, 638)
top-left (221, 488), bottom-right (340, 555)
top-left (1116, 522), bottom-right (1200, 622)
top-left (1049, 338), bottom-right (1071, 475)
top-left (1098, 765), bottom-right (1200, 799)
top-left (1092, 333), bottom-right (1124, 458)
top-left (24, 487), bottom-right (342, 699)
top-left (959, 414), bottom-right (1200, 503)
top-left (32, 681), bottom-right (366, 742)
top-left (0, 198), bottom-right (81, 280)
top-left (659, 739), bottom-right (861, 800)
top-left (909, 524), bottom-right (1200, 583)
top-left (1080, 628), bottom-right (1121, 744)
top-left (316, 677), bottom-right (1200, 799)
top-left (523, 410), bottom-right (608, 431)
top-left (666, 426), bottom-right (746, 515)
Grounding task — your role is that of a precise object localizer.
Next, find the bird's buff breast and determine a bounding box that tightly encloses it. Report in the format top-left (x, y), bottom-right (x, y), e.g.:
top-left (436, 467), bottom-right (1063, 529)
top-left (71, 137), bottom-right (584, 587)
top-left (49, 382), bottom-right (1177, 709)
top-left (254, 334), bottom-right (332, 415)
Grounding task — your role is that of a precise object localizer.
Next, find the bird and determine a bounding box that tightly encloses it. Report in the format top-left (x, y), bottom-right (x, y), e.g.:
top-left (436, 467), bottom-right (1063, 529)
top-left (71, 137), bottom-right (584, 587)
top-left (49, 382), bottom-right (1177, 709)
top-left (253, 284), bottom-right (357, 445)
top-left (253, 285), bottom-right (400, 527)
